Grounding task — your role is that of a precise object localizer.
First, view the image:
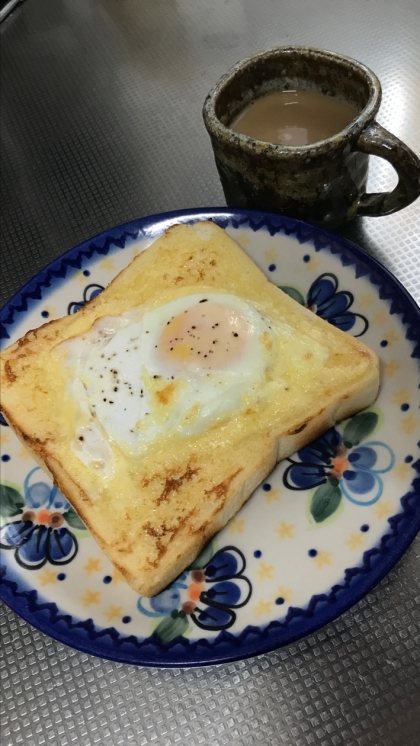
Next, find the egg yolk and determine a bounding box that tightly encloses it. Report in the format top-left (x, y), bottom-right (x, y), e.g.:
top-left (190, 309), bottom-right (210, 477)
top-left (157, 301), bottom-right (249, 370)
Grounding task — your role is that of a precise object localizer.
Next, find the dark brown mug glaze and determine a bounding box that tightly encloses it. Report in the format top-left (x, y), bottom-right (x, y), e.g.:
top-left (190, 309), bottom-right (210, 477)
top-left (203, 47), bottom-right (420, 228)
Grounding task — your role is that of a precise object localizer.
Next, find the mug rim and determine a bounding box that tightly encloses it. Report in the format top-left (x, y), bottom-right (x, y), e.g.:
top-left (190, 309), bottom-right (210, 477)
top-left (202, 46), bottom-right (382, 157)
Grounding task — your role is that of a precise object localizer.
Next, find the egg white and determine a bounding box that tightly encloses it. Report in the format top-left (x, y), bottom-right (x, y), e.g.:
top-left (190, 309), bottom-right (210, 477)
top-left (60, 293), bottom-right (276, 470)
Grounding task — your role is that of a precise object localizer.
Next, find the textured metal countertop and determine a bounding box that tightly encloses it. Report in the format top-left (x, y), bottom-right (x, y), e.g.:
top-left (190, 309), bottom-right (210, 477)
top-left (1, 1), bottom-right (419, 744)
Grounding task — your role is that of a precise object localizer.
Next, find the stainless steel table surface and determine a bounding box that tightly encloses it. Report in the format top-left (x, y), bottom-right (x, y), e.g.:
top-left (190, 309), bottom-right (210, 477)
top-left (1, 1), bottom-right (419, 745)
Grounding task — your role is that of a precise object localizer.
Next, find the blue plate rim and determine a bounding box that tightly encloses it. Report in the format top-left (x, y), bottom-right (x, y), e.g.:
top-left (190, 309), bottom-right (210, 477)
top-left (1, 207), bottom-right (419, 667)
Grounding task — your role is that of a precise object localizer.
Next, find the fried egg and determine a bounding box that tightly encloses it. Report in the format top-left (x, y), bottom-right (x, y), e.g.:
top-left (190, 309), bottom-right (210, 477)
top-left (61, 293), bottom-right (276, 473)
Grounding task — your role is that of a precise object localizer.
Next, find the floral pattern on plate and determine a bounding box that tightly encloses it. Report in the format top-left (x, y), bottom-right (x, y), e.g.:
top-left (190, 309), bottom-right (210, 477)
top-left (279, 272), bottom-right (368, 336)
top-left (283, 411), bottom-right (395, 523)
top-left (0, 468), bottom-right (88, 570)
top-left (1, 208), bottom-right (419, 667)
top-left (137, 544), bottom-right (252, 642)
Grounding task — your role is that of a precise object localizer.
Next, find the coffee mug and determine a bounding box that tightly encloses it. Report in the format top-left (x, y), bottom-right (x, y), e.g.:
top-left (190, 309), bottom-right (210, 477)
top-left (203, 46), bottom-right (420, 228)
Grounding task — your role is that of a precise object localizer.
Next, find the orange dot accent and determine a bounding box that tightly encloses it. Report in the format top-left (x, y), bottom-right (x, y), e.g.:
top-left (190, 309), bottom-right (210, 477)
top-left (37, 510), bottom-right (50, 525)
top-left (332, 457), bottom-right (349, 475)
top-left (188, 582), bottom-right (205, 601)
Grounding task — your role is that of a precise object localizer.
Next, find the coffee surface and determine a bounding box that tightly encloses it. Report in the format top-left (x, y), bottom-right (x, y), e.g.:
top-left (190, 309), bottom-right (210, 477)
top-left (230, 89), bottom-right (359, 146)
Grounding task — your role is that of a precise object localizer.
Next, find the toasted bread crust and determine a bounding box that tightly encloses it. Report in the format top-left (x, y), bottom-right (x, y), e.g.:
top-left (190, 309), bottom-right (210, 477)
top-left (0, 222), bottom-right (379, 596)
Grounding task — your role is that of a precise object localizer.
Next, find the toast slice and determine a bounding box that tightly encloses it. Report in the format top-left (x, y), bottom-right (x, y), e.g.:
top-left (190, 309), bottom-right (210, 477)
top-left (0, 222), bottom-right (379, 596)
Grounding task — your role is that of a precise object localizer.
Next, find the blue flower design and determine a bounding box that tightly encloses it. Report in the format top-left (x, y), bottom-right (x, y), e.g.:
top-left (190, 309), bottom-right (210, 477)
top-left (67, 284), bottom-right (104, 315)
top-left (283, 414), bottom-right (394, 522)
top-left (0, 468), bottom-right (86, 569)
top-left (279, 273), bottom-right (368, 337)
top-left (137, 545), bottom-right (252, 641)
top-left (306, 273), bottom-right (368, 336)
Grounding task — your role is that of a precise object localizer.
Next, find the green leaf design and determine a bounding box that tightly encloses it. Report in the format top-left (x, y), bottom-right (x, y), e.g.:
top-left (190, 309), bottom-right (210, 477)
top-left (0, 484), bottom-right (25, 518)
top-left (155, 610), bottom-right (189, 642)
top-left (278, 286), bottom-right (305, 305)
top-left (310, 480), bottom-right (342, 523)
top-left (190, 541), bottom-right (214, 570)
top-left (63, 506), bottom-right (88, 531)
top-left (343, 411), bottom-right (378, 448)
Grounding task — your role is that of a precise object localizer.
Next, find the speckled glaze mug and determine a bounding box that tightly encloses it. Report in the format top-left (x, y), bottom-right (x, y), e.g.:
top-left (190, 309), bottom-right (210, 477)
top-left (203, 47), bottom-right (420, 228)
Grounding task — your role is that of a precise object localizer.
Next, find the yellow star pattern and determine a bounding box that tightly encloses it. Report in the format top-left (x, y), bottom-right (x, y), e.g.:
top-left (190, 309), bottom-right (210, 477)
top-left (228, 518), bottom-right (245, 535)
top-left (264, 487), bottom-right (281, 503)
top-left (373, 310), bottom-right (387, 325)
top-left (17, 445), bottom-right (31, 461)
top-left (345, 532), bottom-right (364, 550)
top-left (100, 257), bottom-right (116, 272)
top-left (304, 256), bottom-right (321, 272)
top-left (75, 271), bottom-right (88, 284)
top-left (383, 330), bottom-right (399, 347)
top-left (254, 599), bottom-right (272, 617)
top-left (276, 586), bottom-right (293, 603)
top-left (256, 561), bottom-right (274, 581)
top-left (0, 431), bottom-right (10, 446)
top-left (383, 360), bottom-right (401, 378)
top-left (392, 389), bottom-right (411, 406)
top-left (359, 293), bottom-right (374, 308)
top-left (235, 230), bottom-right (251, 249)
top-left (111, 568), bottom-right (126, 585)
top-left (313, 551), bottom-right (333, 569)
top-left (395, 463), bottom-right (412, 480)
top-left (81, 590), bottom-right (101, 607)
top-left (400, 416), bottom-right (419, 435)
top-left (43, 304), bottom-right (57, 318)
top-left (84, 557), bottom-right (102, 575)
top-left (374, 500), bottom-right (393, 519)
top-left (38, 569), bottom-right (58, 586)
top-left (264, 247), bottom-right (278, 263)
top-left (105, 605), bottom-right (123, 622)
top-left (276, 521), bottom-right (295, 540)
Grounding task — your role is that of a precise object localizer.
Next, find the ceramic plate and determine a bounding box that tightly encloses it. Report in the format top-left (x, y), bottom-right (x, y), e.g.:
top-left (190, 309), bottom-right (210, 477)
top-left (1, 208), bottom-right (419, 667)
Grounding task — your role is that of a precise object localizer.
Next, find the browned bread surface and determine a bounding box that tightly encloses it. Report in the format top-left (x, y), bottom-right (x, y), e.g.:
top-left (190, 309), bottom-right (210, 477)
top-left (0, 222), bottom-right (379, 595)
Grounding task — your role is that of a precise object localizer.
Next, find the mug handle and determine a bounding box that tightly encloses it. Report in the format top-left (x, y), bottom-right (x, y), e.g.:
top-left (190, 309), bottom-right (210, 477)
top-left (354, 121), bottom-right (420, 217)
